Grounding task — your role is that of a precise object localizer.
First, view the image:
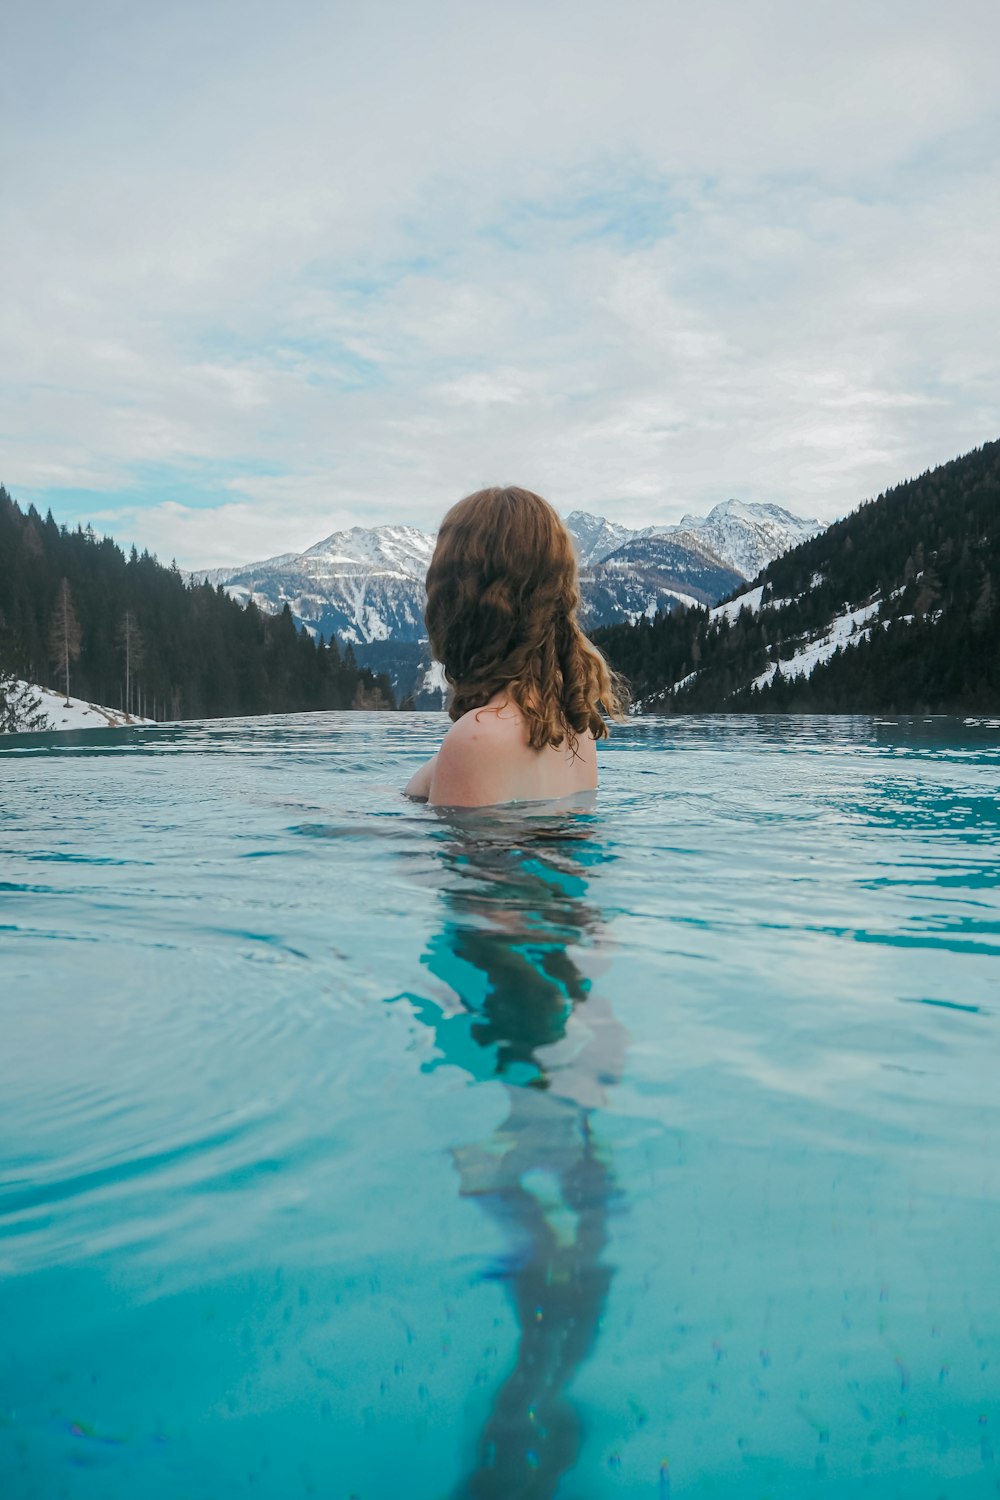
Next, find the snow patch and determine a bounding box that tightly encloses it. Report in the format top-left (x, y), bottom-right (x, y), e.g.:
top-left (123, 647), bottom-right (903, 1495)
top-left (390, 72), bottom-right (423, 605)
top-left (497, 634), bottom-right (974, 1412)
top-left (749, 598), bottom-right (882, 690)
top-left (710, 586), bottom-right (765, 623)
top-left (420, 660), bottom-right (449, 700)
top-left (8, 681), bottom-right (155, 732)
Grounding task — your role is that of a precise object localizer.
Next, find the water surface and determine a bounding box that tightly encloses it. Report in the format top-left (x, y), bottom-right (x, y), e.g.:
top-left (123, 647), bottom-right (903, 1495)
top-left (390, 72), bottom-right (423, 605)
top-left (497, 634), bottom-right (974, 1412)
top-left (1, 713), bottom-right (998, 1497)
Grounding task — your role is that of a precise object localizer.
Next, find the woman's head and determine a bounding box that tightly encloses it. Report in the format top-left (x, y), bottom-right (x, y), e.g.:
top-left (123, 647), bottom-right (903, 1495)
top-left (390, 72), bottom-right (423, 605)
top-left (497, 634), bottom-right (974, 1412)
top-left (424, 485), bottom-right (629, 749)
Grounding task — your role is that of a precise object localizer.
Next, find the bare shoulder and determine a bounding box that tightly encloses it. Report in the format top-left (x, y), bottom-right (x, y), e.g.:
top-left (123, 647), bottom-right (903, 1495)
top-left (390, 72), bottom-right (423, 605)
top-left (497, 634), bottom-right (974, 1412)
top-left (429, 699), bottom-right (528, 806)
top-left (444, 698), bottom-right (526, 747)
top-left (428, 696), bottom-right (599, 808)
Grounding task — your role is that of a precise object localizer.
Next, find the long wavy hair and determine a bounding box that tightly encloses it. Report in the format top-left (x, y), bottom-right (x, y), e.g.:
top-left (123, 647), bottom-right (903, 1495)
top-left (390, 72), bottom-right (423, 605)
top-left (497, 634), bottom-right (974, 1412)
top-left (424, 486), bottom-right (630, 750)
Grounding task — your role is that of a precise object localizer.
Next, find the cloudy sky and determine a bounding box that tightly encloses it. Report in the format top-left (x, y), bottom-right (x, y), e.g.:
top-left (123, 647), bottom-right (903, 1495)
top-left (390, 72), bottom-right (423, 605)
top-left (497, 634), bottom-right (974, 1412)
top-left (2, 0), bottom-right (998, 567)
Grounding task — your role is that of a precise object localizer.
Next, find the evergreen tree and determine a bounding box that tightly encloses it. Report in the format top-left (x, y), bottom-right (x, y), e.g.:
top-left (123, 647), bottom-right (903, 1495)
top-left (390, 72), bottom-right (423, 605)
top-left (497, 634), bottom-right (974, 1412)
top-left (0, 670), bottom-right (49, 733)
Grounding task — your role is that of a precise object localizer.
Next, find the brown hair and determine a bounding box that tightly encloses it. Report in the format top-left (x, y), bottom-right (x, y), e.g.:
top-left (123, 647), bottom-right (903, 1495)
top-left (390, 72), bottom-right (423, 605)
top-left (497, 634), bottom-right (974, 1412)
top-left (424, 485), bottom-right (630, 750)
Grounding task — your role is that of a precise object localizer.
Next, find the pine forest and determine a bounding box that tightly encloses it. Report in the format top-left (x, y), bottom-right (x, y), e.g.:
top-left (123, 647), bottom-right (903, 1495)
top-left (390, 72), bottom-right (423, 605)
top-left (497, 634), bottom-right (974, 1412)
top-left (0, 489), bottom-right (395, 721)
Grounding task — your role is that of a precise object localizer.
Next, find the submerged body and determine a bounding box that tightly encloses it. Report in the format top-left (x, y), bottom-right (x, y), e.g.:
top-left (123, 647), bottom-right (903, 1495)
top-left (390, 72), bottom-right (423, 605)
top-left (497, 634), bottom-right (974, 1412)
top-left (405, 690), bottom-right (598, 807)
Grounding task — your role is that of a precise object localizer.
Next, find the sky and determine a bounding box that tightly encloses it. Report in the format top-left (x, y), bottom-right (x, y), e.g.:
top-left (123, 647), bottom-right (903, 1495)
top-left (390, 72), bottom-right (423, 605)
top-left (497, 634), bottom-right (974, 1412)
top-left (2, 0), bottom-right (998, 569)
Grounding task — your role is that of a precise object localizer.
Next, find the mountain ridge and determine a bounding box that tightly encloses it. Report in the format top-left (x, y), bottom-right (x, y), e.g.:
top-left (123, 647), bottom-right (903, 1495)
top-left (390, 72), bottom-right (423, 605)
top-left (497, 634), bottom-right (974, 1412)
top-left (189, 501), bottom-right (821, 654)
top-left (188, 500), bottom-right (819, 702)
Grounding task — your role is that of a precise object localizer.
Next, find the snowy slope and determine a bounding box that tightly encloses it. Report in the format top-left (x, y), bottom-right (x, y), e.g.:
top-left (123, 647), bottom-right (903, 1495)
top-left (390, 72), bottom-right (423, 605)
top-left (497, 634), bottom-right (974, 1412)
top-left (642, 584), bottom-right (905, 709)
top-left (5, 681), bottom-right (154, 732)
top-left (709, 585), bottom-right (766, 623)
top-left (748, 599), bottom-right (885, 689)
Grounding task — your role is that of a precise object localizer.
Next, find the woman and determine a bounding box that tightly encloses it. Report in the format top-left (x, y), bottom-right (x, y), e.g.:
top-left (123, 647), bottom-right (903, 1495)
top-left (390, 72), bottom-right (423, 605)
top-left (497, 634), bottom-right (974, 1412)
top-left (405, 486), bottom-right (628, 807)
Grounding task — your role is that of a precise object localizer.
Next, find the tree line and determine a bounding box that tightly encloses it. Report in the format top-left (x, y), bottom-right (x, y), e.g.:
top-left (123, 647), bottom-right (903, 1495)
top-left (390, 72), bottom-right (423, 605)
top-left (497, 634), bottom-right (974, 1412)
top-left (594, 439), bottom-right (1000, 715)
top-left (0, 487), bottom-right (395, 722)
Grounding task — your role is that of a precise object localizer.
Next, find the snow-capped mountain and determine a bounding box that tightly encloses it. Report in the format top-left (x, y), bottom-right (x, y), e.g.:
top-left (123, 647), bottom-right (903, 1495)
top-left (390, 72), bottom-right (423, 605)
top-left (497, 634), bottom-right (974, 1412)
top-left (673, 500), bottom-right (821, 579)
top-left (190, 501), bottom-right (821, 704)
top-left (564, 502), bottom-right (820, 579)
top-left (579, 530), bottom-right (744, 627)
top-left (565, 504), bottom-right (818, 628)
top-left (191, 525), bottom-right (434, 645)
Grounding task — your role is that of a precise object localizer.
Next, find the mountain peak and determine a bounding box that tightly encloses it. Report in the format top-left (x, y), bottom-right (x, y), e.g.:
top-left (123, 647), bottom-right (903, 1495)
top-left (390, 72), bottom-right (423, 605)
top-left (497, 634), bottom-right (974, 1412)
top-left (703, 498), bottom-right (754, 521)
top-left (564, 511), bottom-right (651, 568)
top-left (300, 523), bottom-right (435, 575)
top-left (704, 498), bottom-right (819, 527)
top-left (671, 500), bottom-right (822, 578)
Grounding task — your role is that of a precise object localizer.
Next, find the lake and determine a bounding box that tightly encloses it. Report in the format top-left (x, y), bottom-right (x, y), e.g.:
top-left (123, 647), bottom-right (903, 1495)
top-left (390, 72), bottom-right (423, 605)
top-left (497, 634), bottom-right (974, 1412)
top-left (1, 712), bottom-right (998, 1497)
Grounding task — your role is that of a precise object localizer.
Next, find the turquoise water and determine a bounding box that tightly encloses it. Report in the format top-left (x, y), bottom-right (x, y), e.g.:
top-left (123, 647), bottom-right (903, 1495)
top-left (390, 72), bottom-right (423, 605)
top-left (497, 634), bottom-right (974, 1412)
top-left (1, 712), bottom-right (998, 1499)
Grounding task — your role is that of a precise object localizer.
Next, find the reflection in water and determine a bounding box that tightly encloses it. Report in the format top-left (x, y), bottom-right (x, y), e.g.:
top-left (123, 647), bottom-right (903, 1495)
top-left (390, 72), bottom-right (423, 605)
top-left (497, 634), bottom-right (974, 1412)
top-left (398, 809), bottom-right (626, 1498)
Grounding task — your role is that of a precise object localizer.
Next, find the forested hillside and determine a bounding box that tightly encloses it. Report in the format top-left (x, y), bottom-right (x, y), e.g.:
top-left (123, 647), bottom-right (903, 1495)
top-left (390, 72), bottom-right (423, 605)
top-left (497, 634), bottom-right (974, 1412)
top-left (0, 488), bottom-right (394, 720)
top-left (594, 440), bottom-right (1000, 714)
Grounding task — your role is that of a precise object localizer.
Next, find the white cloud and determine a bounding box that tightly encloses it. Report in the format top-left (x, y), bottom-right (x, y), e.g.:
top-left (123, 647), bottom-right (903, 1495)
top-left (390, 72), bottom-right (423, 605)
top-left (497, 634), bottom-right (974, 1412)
top-left (1, 0), bottom-right (998, 566)
top-left (87, 499), bottom-right (334, 572)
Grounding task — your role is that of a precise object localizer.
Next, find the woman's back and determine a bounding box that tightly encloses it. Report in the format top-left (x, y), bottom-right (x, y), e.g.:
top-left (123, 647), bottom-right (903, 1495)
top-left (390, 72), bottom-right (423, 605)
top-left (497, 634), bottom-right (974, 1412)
top-left (427, 692), bottom-right (597, 807)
